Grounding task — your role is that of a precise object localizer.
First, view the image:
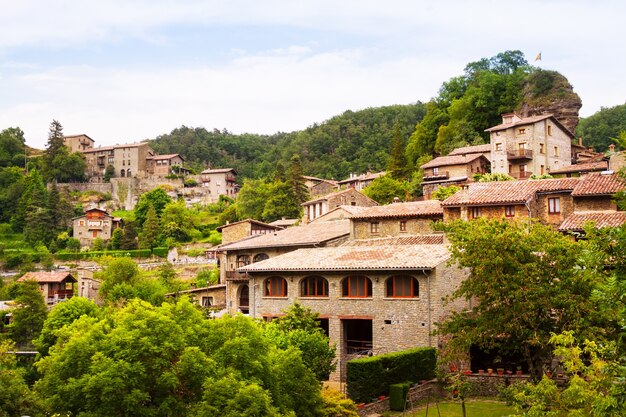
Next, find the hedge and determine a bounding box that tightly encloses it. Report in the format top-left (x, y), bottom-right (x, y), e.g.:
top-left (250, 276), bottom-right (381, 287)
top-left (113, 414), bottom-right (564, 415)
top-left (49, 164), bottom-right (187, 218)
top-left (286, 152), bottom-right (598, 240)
top-left (389, 383), bottom-right (410, 411)
top-left (152, 247), bottom-right (169, 258)
top-left (346, 347), bottom-right (436, 403)
top-left (55, 249), bottom-right (152, 261)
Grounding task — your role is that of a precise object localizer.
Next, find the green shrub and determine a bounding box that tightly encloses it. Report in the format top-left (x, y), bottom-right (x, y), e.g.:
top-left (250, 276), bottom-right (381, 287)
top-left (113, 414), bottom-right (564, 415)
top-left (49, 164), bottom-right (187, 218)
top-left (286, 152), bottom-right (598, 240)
top-left (54, 249), bottom-right (152, 261)
top-left (346, 347), bottom-right (436, 403)
top-left (389, 383), bottom-right (410, 411)
top-left (152, 247), bottom-right (169, 258)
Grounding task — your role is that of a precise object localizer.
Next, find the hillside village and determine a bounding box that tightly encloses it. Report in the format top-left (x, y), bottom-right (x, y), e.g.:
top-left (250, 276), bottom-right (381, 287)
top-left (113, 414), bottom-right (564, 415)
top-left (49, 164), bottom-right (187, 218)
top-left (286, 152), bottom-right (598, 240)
top-left (2, 56), bottom-right (626, 415)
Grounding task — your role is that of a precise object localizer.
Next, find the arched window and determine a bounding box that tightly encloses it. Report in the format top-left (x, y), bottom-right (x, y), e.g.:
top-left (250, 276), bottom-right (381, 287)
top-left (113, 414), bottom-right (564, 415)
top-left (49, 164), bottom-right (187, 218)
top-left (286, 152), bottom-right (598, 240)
top-left (253, 253), bottom-right (269, 263)
top-left (238, 284), bottom-right (249, 314)
top-left (127, 169), bottom-right (132, 177)
top-left (265, 276), bottom-right (287, 297)
top-left (236, 255), bottom-right (250, 268)
top-left (300, 275), bottom-right (329, 297)
top-left (342, 275), bottom-right (372, 298)
top-left (386, 275), bottom-right (419, 298)
top-left (120, 169), bottom-right (126, 177)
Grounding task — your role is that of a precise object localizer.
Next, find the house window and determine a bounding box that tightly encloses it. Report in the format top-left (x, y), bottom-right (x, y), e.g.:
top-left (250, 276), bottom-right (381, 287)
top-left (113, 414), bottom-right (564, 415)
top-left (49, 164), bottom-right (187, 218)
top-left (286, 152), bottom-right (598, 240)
top-left (554, 146), bottom-right (559, 157)
top-left (540, 165), bottom-right (545, 175)
top-left (201, 297), bottom-right (213, 307)
top-left (253, 253), bottom-right (269, 263)
top-left (370, 222), bottom-right (380, 234)
top-left (399, 221), bottom-right (407, 232)
top-left (264, 276), bottom-right (287, 297)
top-left (79, 220), bottom-right (84, 226)
top-left (385, 275), bottom-right (419, 298)
top-left (548, 197), bottom-right (560, 214)
top-left (300, 276), bottom-right (329, 297)
top-left (505, 206), bottom-right (515, 218)
top-left (495, 143), bottom-right (503, 151)
top-left (342, 275), bottom-right (372, 298)
top-left (236, 255), bottom-right (251, 268)
top-left (547, 125), bottom-right (552, 135)
top-left (540, 143), bottom-right (545, 154)
top-left (518, 128), bottom-right (526, 134)
top-left (433, 167), bottom-right (439, 175)
top-left (470, 207), bottom-right (481, 219)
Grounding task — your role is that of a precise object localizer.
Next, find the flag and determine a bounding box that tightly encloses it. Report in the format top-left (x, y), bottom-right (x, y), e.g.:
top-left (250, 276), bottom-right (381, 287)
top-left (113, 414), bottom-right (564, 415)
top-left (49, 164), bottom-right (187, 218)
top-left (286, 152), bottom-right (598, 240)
top-left (535, 52), bottom-right (542, 61)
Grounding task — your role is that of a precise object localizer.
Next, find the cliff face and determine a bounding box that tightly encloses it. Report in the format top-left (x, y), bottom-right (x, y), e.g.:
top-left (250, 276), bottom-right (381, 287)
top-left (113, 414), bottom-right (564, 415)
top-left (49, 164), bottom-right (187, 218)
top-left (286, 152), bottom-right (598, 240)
top-left (518, 69), bottom-right (582, 134)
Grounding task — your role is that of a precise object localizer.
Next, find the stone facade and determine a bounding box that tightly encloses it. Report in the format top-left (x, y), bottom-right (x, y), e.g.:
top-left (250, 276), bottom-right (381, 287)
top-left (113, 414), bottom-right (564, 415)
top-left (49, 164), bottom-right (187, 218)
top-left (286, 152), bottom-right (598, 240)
top-left (147, 154), bottom-right (185, 177)
top-left (217, 219), bottom-right (282, 245)
top-left (200, 168), bottom-right (238, 202)
top-left (487, 113), bottom-right (574, 179)
top-left (303, 189), bottom-right (378, 223)
top-left (63, 134), bottom-right (94, 153)
top-left (83, 142), bottom-right (155, 180)
top-left (72, 208), bottom-right (121, 247)
top-left (352, 217), bottom-right (438, 239)
top-left (574, 195), bottom-right (617, 212)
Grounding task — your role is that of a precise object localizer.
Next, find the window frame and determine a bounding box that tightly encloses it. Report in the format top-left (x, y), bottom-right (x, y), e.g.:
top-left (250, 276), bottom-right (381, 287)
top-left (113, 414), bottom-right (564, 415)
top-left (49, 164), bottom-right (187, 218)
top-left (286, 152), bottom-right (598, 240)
top-left (385, 275), bottom-right (419, 298)
top-left (341, 275), bottom-right (372, 298)
top-left (253, 253), bottom-right (269, 263)
top-left (470, 207), bottom-right (481, 219)
top-left (548, 197), bottom-right (561, 214)
top-left (370, 222), bottom-right (380, 234)
top-left (236, 255), bottom-right (251, 268)
top-left (300, 275), bottom-right (329, 297)
top-left (505, 206), bottom-right (515, 218)
top-left (264, 276), bottom-right (288, 297)
top-left (495, 143), bottom-right (503, 151)
top-left (399, 221), bottom-right (407, 232)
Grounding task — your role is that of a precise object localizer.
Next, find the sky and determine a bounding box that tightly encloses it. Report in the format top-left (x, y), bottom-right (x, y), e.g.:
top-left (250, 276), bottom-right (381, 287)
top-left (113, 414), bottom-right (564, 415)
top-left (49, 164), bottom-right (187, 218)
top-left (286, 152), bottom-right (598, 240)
top-left (1, 0), bottom-right (625, 149)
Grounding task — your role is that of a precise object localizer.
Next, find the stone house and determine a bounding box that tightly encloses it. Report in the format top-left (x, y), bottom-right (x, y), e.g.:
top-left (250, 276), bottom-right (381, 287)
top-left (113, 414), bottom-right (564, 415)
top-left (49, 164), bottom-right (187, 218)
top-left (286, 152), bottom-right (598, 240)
top-left (310, 205), bottom-right (371, 223)
top-left (215, 219), bottom-right (351, 315)
top-left (72, 207), bottom-right (122, 247)
top-left (303, 176), bottom-right (339, 197)
top-left (239, 238), bottom-right (469, 381)
top-left (216, 219), bottom-right (284, 245)
top-left (18, 272), bottom-right (77, 305)
top-left (146, 154), bottom-right (186, 177)
top-left (447, 143), bottom-right (492, 160)
top-left (486, 113), bottom-right (574, 179)
top-left (165, 284), bottom-right (227, 310)
top-left (302, 188), bottom-right (378, 224)
top-left (82, 142), bottom-right (155, 180)
top-left (549, 160), bottom-right (608, 178)
top-left (200, 168), bottom-right (238, 202)
top-left (348, 200), bottom-right (444, 239)
top-left (337, 171), bottom-right (385, 191)
top-left (420, 154), bottom-right (490, 199)
top-left (63, 134), bottom-right (95, 153)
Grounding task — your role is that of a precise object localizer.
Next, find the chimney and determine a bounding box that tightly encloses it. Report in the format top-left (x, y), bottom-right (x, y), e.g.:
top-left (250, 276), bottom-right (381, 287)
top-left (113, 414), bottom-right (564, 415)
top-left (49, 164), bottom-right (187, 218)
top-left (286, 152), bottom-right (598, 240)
top-left (578, 137), bottom-right (583, 147)
top-left (392, 197), bottom-right (400, 203)
top-left (609, 144), bottom-right (616, 153)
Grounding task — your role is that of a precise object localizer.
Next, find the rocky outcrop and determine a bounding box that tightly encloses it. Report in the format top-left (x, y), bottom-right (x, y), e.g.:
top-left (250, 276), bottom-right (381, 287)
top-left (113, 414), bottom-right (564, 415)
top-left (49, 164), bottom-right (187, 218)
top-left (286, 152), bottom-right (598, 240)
top-left (518, 69), bottom-right (582, 134)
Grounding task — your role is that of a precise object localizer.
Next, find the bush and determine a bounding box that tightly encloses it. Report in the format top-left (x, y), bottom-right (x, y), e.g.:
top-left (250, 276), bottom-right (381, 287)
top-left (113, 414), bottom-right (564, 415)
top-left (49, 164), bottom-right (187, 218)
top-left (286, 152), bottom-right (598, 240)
top-left (54, 249), bottom-right (152, 261)
top-left (388, 383), bottom-right (410, 411)
top-left (346, 347), bottom-right (436, 403)
top-left (152, 247), bottom-right (169, 258)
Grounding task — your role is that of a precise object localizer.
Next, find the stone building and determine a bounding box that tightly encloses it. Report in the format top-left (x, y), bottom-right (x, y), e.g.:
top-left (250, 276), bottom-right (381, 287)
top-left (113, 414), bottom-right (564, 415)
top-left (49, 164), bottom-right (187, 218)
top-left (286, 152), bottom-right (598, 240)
top-left (147, 154), bottom-right (186, 177)
top-left (216, 219), bottom-right (283, 245)
top-left (18, 272), bottom-right (77, 306)
top-left (239, 238), bottom-right (468, 381)
top-left (486, 113), bottom-right (574, 179)
top-left (63, 134), bottom-right (95, 153)
top-left (76, 268), bottom-right (102, 303)
top-left (420, 154), bottom-right (490, 199)
top-left (72, 207), bottom-right (122, 248)
top-left (337, 171), bottom-right (385, 191)
top-left (348, 200), bottom-right (443, 239)
top-left (302, 188), bottom-right (378, 224)
top-left (82, 142), bottom-right (155, 180)
top-left (166, 284), bottom-right (227, 310)
top-left (447, 144), bottom-right (491, 160)
top-left (200, 168), bottom-right (238, 202)
top-left (303, 176), bottom-right (338, 197)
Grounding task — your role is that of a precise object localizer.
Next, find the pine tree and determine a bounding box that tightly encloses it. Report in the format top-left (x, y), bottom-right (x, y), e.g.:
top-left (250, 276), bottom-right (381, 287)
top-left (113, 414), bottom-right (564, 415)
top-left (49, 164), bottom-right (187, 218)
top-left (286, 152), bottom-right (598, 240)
top-left (120, 221), bottom-right (139, 250)
top-left (387, 123), bottom-right (409, 180)
top-left (287, 155), bottom-right (310, 205)
top-left (140, 205), bottom-right (161, 249)
top-left (42, 120), bottom-right (65, 182)
top-left (11, 169), bottom-right (48, 232)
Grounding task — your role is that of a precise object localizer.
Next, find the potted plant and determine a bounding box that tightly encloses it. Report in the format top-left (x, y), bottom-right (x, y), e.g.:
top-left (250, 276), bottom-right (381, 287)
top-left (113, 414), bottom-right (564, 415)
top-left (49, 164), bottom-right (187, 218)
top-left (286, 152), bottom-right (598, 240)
top-left (516, 366), bottom-right (523, 376)
top-left (487, 368), bottom-right (494, 375)
top-left (545, 370), bottom-right (553, 378)
top-left (478, 369), bottom-right (485, 374)
top-left (497, 368), bottom-right (504, 375)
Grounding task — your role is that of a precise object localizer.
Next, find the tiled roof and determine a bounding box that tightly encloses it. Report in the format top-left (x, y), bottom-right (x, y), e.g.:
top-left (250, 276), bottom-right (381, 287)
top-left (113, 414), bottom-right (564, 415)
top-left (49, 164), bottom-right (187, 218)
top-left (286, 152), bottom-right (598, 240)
top-left (441, 178), bottom-right (580, 206)
top-left (420, 153), bottom-right (485, 169)
top-left (302, 175), bottom-right (338, 185)
top-left (485, 114), bottom-right (575, 138)
top-left (82, 142), bottom-right (150, 153)
top-left (337, 171), bottom-right (385, 184)
top-left (216, 218), bottom-right (282, 232)
top-left (350, 200), bottom-right (443, 219)
top-left (571, 173), bottom-right (626, 196)
top-left (303, 188), bottom-right (377, 206)
top-left (448, 144), bottom-right (491, 156)
top-left (64, 134), bottom-right (94, 141)
top-left (149, 154), bottom-right (183, 160)
top-left (421, 176), bottom-right (468, 185)
top-left (559, 211), bottom-right (626, 232)
top-left (200, 168), bottom-right (236, 174)
top-left (268, 218), bottom-right (299, 227)
top-left (342, 235), bottom-right (445, 246)
top-left (217, 219), bottom-right (351, 251)
top-left (549, 161), bottom-right (608, 174)
top-left (239, 243), bottom-right (450, 272)
top-left (18, 271), bottom-right (77, 283)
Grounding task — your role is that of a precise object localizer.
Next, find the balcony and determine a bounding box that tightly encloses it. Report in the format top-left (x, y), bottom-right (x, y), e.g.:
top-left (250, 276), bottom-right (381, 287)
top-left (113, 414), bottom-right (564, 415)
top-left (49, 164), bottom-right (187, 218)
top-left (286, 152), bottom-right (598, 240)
top-left (423, 171), bottom-right (449, 181)
top-left (225, 271), bottom-right (249, 281)
top-left (225, 175), bottom-right (237, 183)
top-left (48, 290), bottom-right (73, 304)
top-left (512, 171), bottom-right (532, 180)
top-left (507, 149), bottom-right (533, 160)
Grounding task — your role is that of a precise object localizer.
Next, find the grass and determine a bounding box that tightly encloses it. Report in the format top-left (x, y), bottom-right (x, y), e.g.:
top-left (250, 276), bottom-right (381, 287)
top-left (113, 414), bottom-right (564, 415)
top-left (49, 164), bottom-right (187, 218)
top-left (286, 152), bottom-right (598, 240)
top-left (387, 399), bottom-right (515, 417)
top-left (112, 210), bottom-right (135, 221)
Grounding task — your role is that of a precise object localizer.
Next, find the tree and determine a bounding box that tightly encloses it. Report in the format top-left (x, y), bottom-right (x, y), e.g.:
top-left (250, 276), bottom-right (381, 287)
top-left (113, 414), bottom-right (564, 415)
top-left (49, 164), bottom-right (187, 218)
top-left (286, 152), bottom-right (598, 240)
top-left (134, 187), bottom-right (172, 227)
top-left (287, 155), bottom-right (310, 205)
top-left (437, 219), bottom-right (615, 380)
top-left (24, 206), bottom-right (54, 246)
top-left (140, 204), bottom-right (161, 248)
top-left (387, 123), bottom-right (409, 180)
top-left (0, 127), bottom-right (26, 167)
top-left (11, 169), bottom-right (48, 232)
top-left (235, 179), bottom-right (272, 220)
top-left (120, 220), bottom-right (139, 250)
top-left (160, 200), bottom-right (195, 242)
top-left (41, 120), bottom-right (86, 183)
top-left (261, 180), bottom-right (302, 222)
top-left (103, 164), bottom-right (115, 182)
top-left (0, 341), bottom-right (41, 417)
top-left (109, 228), bottom-right (123, 250)
top-left (577, 104), bottom-right (626, 152)
top-left (432, 184), bottom-right (461, 201)
top-left (473, 172), bottom-right (515, 182)
top-left (97, 257), bottom-right (166, 305)
top-left (362, 174), bottom-right (409, 204)
top-left (6, 281), bottom-right (48, 347)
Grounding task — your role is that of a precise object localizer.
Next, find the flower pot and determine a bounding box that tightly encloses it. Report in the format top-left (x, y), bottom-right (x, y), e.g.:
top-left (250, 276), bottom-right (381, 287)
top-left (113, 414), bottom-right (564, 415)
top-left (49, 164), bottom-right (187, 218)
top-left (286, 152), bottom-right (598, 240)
top-left (487, 368), bottom-right (493, 375)
top-left (462, 370), bottom-right (472, 375)
top-left (506, 370), bottom-right (513, 375)
top-left (516, 370), bottom-right (523, 376)
top-left (497, 368), bottom-right (504, 375)
top-left (545, 371), bottom-right (552, 378)
top-left (478, 369), bottom-right (485, 374)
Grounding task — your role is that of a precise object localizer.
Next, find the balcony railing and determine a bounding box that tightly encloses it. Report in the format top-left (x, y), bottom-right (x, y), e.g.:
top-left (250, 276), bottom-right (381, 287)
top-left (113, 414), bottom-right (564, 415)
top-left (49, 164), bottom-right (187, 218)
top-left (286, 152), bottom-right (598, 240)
top-left (423, 171), bottom-right (450, 181)
top-left (225, 271), bottom-right (249, 281)
top-left (507, 149), bottom-right (533, 160)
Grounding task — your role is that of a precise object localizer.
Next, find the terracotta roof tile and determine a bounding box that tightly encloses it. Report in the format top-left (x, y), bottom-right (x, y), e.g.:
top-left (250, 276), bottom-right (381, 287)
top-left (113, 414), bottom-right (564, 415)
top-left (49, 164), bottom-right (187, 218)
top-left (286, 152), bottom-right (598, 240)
top-left (337, 171), bottom-right (385, 184)
top-left (303, 188), bottom-right (377, 206)
top-left (485, 114), bottom-right (575, 138)
top-left (420, 153), bottom-right (485, 169)
top-left (549, 161), bottom-right (608, 174)
top-left (559, 211), bottom-right (626, 232)
top-left (441, 178), bottom-right (580, 206)
top-left (200, 168), bottom-right (236, 174)
top-left (571, 173), bottom-right (626, 196)
top-left (350, 200), bottom-right (443, 219)
top-left (18, 271), bottom-right (77, 283)
top-left (216, 219), bottom-right (282, 232)
top-left (448, 144), bottom-right (491, 156)
top-left (239, 243), bottom-right (450, 272)
top-left (217, 219), bottom-right (350, 250)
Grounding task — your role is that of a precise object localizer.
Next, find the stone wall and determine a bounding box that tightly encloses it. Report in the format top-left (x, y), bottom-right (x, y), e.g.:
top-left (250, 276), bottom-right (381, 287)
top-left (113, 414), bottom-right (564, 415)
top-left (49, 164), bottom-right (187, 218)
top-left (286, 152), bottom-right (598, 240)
top-left (534, 192), bottom-right (574, 227)
top-left (574, 195), bottom-right (616, 211)
top-left (352, 217), bottom-right (438, 239)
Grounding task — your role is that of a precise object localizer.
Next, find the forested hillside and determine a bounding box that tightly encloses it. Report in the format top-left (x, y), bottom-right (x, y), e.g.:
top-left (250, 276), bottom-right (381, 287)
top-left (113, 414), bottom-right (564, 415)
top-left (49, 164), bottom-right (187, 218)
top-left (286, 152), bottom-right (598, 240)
top-left (149, 103), bottom-right (426, 180)
top-left (576, 103), bottom-right (626, 152)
